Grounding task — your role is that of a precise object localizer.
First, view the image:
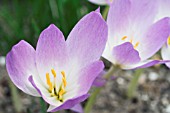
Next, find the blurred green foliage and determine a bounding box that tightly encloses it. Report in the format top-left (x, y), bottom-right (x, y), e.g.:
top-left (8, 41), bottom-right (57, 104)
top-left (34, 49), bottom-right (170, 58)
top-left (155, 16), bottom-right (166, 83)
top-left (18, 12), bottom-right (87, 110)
top-left (0, 0), bottom-right (98, 55)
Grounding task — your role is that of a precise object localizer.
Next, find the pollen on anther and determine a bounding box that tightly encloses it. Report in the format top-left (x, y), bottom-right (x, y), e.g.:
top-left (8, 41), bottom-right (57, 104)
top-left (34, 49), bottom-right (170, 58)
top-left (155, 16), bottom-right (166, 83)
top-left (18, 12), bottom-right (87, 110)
top-left (51, 69), bottom-right (56, 77)
top-left (167, 36), bottom-right (170, 45)
top-left (46, 73), bottom-right (51, 85)
top-left (134, 42), bottom-right (139, 49)
top-left (121, 36), bottom-right (127, 40)
top-left (61, 71), bottom-right (65, 78)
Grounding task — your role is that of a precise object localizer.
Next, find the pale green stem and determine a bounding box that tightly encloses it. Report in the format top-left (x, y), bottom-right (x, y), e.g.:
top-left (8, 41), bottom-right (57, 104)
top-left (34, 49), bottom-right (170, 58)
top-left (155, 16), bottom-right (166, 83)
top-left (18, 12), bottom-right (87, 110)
top-left (84, 65), bottom-right (115, 113)
top-left (39, 98), bottom-right (46, 113)
top-left (54, 111), bottom-right (60, 113)
top-left (102, 6), bottom-right (109, 20)
top-left (9, 80), bottom-right (22, 113)
top-left (127, 69), bottom-right (144, 98)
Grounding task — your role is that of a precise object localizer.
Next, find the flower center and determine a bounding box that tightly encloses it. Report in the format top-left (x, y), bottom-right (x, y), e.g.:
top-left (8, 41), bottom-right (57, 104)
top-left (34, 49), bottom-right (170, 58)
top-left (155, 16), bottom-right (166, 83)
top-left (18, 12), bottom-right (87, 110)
top-left (167, 36), bottom-right (170, 46)
top-left (121, 36), bottom-right (139, 49)
top-left (46, 69), bottom-right (67, 102)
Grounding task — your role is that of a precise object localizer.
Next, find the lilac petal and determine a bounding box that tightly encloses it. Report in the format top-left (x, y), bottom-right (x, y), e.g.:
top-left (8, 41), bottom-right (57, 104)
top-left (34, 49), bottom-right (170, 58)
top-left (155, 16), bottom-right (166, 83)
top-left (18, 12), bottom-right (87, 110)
top-left (95, 7), bottom-right (100, 13)
top-left (66, 11), bottom-right (108, 68)
top-left (155, 0), bottom-right (170, 21)
top-left (112, 42), bottom-right (140, 66)
top-left (70, 104), bottom-right (83, 113)
top-left (36, 24), bottom-right (67, 82)
top-left (137, 17), bottom-right (170, 60)
top-left (47, 94), bottom-right (89, 112)
top-left (106, 0), bottom-right (130, 46)
top-left (161, 45), bottom-right (170, 68)
top-left (122, 60), bottom-right (170, 70)
top-left (6, 40), bottom-right (40, 96)
top-left (77, 61), bottom-right (104, 96)
top-left (129, 0), bottom-right (157, 31)
top-left (92, 71), bottom-right (106, 87)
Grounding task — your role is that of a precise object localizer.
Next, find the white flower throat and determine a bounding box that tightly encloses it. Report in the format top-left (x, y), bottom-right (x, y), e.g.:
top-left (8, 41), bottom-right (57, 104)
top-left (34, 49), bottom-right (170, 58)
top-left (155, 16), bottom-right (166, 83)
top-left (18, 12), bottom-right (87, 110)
top-left (121, 35), bottom-right (140, 49)
top-left (46, 69), bottom-right (67, 102)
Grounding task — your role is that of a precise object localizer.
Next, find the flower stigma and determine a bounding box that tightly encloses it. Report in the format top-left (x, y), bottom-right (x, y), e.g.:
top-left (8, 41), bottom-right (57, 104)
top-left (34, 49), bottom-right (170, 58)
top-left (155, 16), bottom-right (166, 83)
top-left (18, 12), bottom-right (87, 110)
top-left (45, 69), bottom-right (67, 102)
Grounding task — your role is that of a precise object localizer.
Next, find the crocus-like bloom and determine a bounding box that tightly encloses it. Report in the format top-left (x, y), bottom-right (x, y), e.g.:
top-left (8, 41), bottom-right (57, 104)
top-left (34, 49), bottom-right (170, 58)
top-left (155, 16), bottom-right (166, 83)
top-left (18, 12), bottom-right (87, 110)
top-left (6, 10), bottom-right (108, 112)
top-left (102, 0), bottom-right (170, 69)
top-left (88, 0), bottom-right (113, 5)
top-left (155, 0), bottom-right (170, 68)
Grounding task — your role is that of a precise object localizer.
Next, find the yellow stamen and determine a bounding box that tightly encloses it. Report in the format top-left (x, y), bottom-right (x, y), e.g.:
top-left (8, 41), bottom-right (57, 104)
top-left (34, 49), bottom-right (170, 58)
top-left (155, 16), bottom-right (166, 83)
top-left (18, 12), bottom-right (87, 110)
top-left (62, 78), bottom-right (67, 87)
top-left (130, 39), bottom-right (133, 43)
top-left (61, 71), bottom-right (67, 87)
top-left (167, 36), bottom-right (170, 45)
top-left (59, 88), bottom-right (66, 98)
top-left (61, 71), bottom-right (65, 78)
top-left (134, 42), bottom-right (139, 49)
top-left (49, 82), bottom-right (53, 92)
top-left (51, 69), bottom-right (56, 78)
top-left (121, 36), bottom-right (127, 40)
top-left (46, 73), bottom-right (51, 86)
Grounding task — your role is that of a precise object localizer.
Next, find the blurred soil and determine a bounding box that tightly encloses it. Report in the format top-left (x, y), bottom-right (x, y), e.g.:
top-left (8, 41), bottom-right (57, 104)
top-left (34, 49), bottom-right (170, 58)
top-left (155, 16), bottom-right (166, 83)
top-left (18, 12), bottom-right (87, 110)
top-left (0, 64), bottom-right (170, 113)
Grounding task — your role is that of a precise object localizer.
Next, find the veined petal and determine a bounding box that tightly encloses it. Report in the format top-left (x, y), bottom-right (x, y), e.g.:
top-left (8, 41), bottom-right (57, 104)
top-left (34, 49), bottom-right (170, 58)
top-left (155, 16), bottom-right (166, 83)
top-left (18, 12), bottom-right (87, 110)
top-left (47, 95), bottom-right (89, 112)
top-left (70, 104), bottom-right (83, 113)
top-left (77, 61), bottom-right (104, 96)
top-left (112, 42), bottom-right (140, 66)
top-left (129, 0), bottom-right (157, 33)
top-left (92, 71), bottom-right (106, 87)
top-left (36, 24), bottom-right (68, 83)
top-left (155, 0), bottom-right (170, 21)
top-left (67, 11), bottom-right (108, 68)
top-left (6, 40), bottom-right (40, 96)
top-left (137, 17), bottom-right (170, 60)
top-left (106, 0), bottom-right (131, 47)
top-left (161, 45), bottom-right (170, 68)
top-left (122, 60), bottom-right (170, 70)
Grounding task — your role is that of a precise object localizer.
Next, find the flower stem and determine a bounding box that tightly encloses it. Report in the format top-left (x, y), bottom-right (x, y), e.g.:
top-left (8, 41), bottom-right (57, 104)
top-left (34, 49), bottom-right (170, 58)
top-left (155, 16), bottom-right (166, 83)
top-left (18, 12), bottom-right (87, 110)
top-left (127, 69), bottom-right (144, 98)
top-left (102, 6), bottom-right (109, 20)
top-left (39, 98), bottom-right (47, 113)
top-left (9, 80), bottom-right (22, 113)
top-left (84, 65), bottom-right (115, 113)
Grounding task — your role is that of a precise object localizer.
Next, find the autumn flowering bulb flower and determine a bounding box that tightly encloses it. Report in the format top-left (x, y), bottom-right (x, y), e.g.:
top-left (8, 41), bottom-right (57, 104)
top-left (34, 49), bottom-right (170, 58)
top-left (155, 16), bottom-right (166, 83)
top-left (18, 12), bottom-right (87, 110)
top-left (102, 0), bottom-right (170, 69)
top-left (6, 11), bottom-right (108, 112)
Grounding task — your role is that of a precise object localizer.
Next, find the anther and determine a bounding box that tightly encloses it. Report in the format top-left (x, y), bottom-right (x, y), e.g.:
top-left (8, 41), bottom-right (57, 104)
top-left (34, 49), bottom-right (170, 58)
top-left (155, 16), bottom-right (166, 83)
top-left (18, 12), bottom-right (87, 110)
top-left (134, 42), bottom-right (139, 49)
top-left (121, 36), bottom-right (127, 40)
top-left (61, 71), bottom-right (67, 87)
top-left (167, 36), bottom-right (170, 45)
top-left (46, 73), bottom-right (51, 86)
top-left (130, 39), bottom-right (133, 43)
top-left (51, 69), bottom-right (56, 78)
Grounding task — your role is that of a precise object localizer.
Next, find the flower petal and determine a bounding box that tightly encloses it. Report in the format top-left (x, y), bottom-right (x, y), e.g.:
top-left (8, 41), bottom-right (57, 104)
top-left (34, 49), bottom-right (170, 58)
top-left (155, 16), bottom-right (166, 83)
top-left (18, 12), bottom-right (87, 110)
top-left (92, 71), bottom-right (106, 87)
top-left (112, 42), bottom-right (140, 66)
top-left (70, 104), bottom-right (83, 113)
top-left (66, 11), bottom-right (108, 68)
top-left (6, 40), bottom-right (40, 96)
top-left (137, 17), bottom-right (170, 60)
top-left (88, 0), bottom-right (110, 5)
top-left (106, 0), bottom-right (131, 47)
top-left (155, 0), bottom-right (170, 21)
top-left (47, 94), bottom-right (89, 112)
top-left (76, 61), bottom-right (104, 96)
top-left (161, 45), bottom-right (170, 68)
top-left (122, 60), bottom-right (170, 70)
top-left (129, 0), bottom-right (157, 31)
top-left (36, 24), bottom-right (67, 82)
